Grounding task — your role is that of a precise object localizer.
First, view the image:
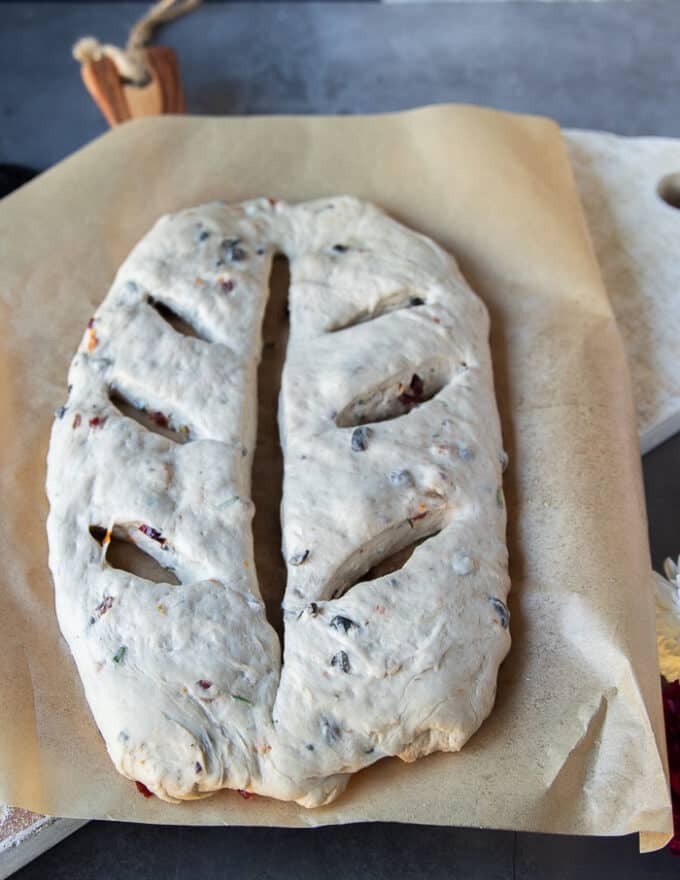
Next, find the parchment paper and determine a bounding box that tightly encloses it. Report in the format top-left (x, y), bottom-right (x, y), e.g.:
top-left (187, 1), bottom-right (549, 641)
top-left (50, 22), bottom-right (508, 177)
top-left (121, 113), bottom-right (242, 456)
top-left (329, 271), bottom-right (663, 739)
top-left (0, 105), bottom-right (672, 849)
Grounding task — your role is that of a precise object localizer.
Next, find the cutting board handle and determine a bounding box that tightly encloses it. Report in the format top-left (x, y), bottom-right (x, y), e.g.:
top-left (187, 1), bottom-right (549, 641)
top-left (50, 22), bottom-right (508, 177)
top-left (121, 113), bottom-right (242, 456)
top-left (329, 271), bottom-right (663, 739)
top-left (73, 0), bottom-right (199, 126)
top-left (80, 46), bottom-right (184, 127)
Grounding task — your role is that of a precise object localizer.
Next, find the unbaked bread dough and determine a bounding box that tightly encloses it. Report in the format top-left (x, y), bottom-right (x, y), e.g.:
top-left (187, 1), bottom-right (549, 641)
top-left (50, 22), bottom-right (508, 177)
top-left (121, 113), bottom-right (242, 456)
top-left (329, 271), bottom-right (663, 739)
top-left (46, 196), bottom-right (510, 806)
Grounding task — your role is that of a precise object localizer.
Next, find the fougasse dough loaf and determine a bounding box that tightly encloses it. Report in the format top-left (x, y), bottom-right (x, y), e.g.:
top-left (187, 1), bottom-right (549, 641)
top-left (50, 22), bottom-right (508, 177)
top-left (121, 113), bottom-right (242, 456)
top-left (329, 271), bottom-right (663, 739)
top-left (46, 196), bottom-right (511, 807)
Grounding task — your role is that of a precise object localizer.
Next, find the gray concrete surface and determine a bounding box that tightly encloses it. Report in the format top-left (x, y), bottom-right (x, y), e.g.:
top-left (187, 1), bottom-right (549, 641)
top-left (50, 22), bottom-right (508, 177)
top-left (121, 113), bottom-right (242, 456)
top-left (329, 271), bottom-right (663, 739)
top-left (1, 2), bottom-right (680, 170)
top-left (2, 2), bottom-right (679, 878)
top-left (9, 818), bottom-right (680, 879)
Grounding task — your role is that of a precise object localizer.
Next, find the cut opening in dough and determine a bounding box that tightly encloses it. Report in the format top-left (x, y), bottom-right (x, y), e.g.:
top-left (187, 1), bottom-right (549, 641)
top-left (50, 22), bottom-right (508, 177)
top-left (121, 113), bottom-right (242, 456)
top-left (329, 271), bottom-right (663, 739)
top-left (109, 388), bottom-right (191, 444)
top-left (252, 254), bottom-right (290, 641)
top-left (89, 524), bottom-right (181, 586)
top-left (363, 532), bottom-right (439, 581)
top-left (326, 288), bottom-right (427, 333)
top-left (328, 517), bottom-right (447, 601)
top-left (146, 295), bottom-right (209, 341)
top-left (335, 360), bottom-right (451, 428)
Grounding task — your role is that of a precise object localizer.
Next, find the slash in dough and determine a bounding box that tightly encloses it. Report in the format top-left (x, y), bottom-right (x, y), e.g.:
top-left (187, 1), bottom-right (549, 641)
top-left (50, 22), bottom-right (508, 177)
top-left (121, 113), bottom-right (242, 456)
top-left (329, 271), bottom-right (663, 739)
top-left (46, 196), bottom-right (510, 806)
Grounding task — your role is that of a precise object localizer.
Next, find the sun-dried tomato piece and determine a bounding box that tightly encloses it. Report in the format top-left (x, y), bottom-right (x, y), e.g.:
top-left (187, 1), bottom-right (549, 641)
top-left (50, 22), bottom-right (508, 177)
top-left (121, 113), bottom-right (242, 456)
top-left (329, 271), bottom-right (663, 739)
top-left (139, 524), bottom-right (165, 544)
top-left (94, 595), bottom-right (114, 618)
top-left (397, 373), bottom-right (425, 408)
top-left (150, 411), bottom-right (169, 428)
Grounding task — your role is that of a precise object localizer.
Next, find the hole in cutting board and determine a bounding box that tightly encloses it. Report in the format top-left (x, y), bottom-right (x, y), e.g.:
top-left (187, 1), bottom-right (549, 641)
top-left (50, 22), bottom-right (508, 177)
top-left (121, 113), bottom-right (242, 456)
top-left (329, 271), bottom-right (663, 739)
top-left (657, 173), bottom-right (680, 210)
top-left (252, 255), bottom-right (290, 640)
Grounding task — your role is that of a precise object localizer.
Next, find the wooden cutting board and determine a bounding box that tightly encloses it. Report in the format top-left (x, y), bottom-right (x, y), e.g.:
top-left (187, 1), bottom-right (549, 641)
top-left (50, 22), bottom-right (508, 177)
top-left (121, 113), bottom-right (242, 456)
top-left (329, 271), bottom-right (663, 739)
top-left (564, 129), bottom-right (680, 453)
top-left (0, 808), bottom-right (85, 879)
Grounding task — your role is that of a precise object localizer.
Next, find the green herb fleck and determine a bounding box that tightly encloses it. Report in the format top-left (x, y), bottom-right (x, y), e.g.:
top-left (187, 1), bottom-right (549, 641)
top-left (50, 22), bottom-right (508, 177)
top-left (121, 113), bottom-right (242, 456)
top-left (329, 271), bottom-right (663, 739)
top-left (113, 646), bottom-right (127, 664)
top-left (232, 694), bottom-right (252, 705)
top-left (407, 517), bottom-right (415, 528)
top-left (496, 488), bottom-right (504, 508)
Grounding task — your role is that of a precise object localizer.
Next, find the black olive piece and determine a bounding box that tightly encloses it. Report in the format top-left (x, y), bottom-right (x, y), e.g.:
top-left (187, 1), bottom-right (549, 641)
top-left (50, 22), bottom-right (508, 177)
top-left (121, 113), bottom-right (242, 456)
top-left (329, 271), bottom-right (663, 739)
top-left (351, 426), bottom-right (370, 452)
top-left (489, 597), bottom-right (510, 629)
top-left (389, 469), bottom-right (414, 487)
top-left (320, 716), bottom-right (341, 744)
top-left (331, 651), bottom-right (351, 673)
top-left (330, 615), bottom-right (357, 633)
top-left (409, 296), bottom-right (425, 307)
top-left (221, 238), bottom-right (247, 262)
top-left (332, 244), bottom-right (349, 253)
top-left (289, 549), bottom-right (310, 566)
